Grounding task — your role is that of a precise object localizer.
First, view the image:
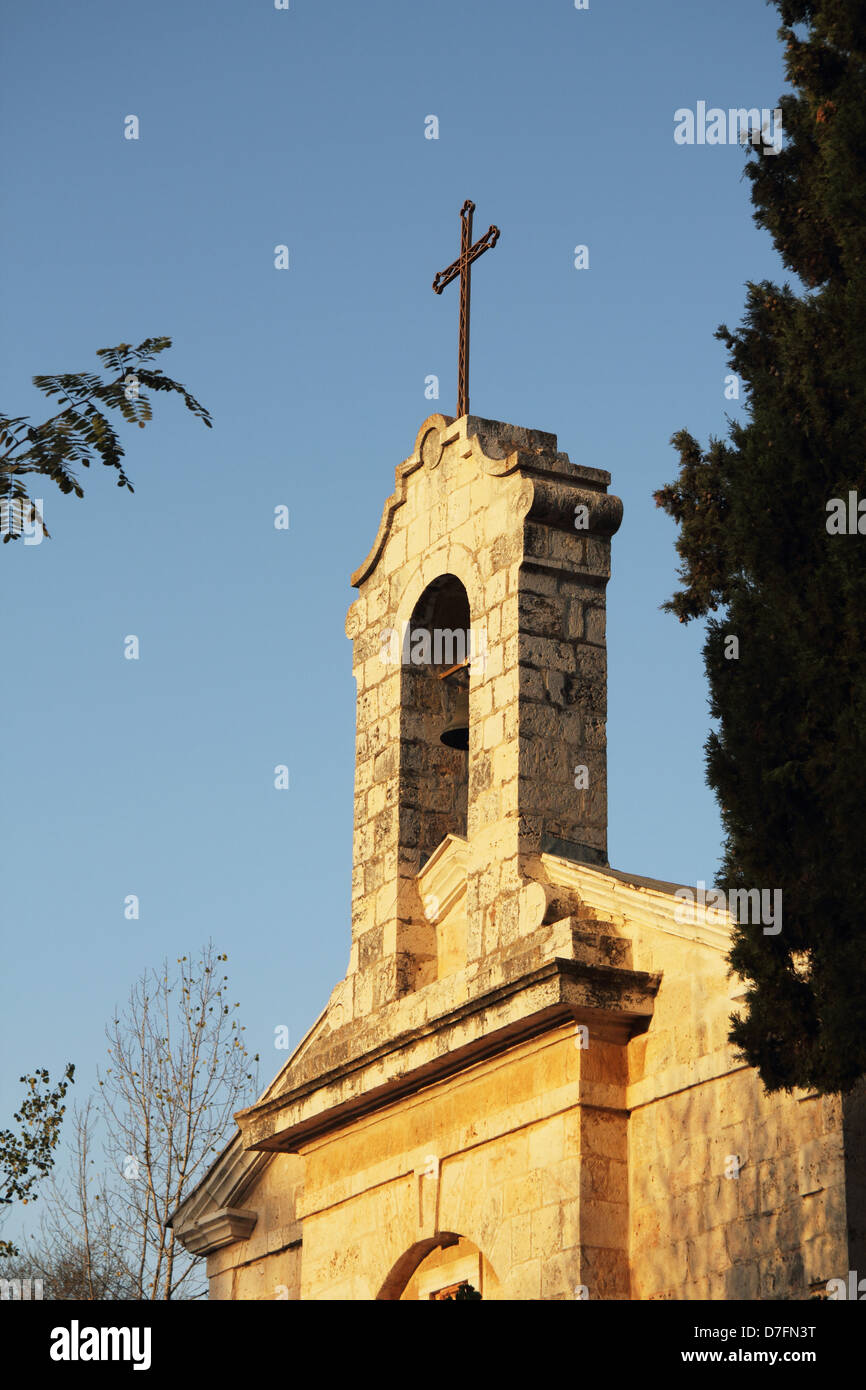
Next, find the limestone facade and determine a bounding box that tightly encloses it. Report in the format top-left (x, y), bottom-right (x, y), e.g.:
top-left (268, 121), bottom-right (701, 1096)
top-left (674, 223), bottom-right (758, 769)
top-left (170, 415), bottom-right (865, 1300)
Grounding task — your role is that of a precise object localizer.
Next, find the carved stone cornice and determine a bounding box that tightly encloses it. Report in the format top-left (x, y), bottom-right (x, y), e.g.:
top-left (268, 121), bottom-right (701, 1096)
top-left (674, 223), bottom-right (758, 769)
top-left (178, 1207), bottom-right (258, 1256)
top-left (235, 956), bottom-right (659, 1155)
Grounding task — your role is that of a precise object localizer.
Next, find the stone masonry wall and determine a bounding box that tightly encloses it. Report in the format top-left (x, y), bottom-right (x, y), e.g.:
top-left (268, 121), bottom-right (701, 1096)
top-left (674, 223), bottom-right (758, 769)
top-left (290, 1024), bottom-right (627, 1300)
top-left (626, 923), bottom-right (849, 1300)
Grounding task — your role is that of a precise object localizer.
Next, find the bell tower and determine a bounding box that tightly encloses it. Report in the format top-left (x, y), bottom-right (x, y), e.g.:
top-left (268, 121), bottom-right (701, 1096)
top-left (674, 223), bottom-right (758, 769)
top-left (343, 412), bottom-right (623, 1016)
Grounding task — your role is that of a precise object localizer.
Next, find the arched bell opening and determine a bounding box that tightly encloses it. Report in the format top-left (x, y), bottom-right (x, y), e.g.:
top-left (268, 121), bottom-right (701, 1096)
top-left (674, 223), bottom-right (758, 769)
top-left (393, 574), bottom-right (472, 991)
top-left (399, 574), bottom-right (471, 870)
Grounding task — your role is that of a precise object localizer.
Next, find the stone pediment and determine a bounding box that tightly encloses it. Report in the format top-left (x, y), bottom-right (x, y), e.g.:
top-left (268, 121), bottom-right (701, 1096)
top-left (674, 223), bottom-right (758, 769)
top-left (350, 413), bottom-right (618, 589)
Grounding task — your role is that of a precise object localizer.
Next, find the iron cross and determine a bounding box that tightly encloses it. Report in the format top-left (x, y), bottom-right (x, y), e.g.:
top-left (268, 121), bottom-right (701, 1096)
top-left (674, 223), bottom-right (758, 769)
top-left (432, 200), bottom-right (500, 419)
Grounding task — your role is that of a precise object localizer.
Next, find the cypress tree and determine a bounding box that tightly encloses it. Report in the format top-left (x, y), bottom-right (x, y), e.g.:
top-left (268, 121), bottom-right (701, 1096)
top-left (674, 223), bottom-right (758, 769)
top-left (655, 1), bottom-right (866, 1093)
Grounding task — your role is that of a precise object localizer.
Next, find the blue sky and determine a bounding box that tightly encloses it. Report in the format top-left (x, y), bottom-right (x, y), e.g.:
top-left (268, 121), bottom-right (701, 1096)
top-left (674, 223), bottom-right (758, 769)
top-left (1, 0), bottom-right (789, 1240)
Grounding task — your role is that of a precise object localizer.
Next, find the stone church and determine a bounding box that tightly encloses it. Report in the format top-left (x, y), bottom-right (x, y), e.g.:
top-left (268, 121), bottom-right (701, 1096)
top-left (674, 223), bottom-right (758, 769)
top-left (171, 412), bottom-right (864, 1299)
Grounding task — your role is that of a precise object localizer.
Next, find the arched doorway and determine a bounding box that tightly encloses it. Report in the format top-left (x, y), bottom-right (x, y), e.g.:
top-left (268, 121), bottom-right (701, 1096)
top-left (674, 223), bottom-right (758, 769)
top-left (377, 1234), bottom-right (494, 1300)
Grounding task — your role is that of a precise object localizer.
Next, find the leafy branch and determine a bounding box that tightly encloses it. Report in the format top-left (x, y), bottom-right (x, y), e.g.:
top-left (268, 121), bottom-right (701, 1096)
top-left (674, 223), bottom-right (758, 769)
top-left (1, 337), bottom-right (211, 542)
top-left (0, 1063), bottom-right (75, 1257)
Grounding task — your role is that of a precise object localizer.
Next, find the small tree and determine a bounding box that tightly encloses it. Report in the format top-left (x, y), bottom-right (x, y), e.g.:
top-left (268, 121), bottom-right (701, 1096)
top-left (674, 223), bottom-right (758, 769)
top-left (0, 1064), bottom-right (75, 1258)
top-left (0, 336), bottom-right (211, 541)
top-left (17, 1100), bottom-right (137, 1299)
top-left (95, 944), bottom-right (259, 1299)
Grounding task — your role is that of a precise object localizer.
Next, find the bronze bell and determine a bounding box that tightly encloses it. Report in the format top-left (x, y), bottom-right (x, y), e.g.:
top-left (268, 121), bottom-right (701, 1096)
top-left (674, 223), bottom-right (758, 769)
top-left (440, 684), bottom-right (469, 750)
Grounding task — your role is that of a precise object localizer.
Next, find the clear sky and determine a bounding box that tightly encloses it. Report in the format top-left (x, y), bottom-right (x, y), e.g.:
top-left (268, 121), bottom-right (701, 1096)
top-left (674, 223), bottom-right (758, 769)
top-left (1, 0), bottom-right (790, 1242)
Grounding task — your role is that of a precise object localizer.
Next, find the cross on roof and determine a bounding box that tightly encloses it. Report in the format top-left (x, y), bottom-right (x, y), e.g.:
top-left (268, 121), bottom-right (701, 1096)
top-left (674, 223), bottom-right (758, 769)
top-left (432, 200), bottom-right (500, 419)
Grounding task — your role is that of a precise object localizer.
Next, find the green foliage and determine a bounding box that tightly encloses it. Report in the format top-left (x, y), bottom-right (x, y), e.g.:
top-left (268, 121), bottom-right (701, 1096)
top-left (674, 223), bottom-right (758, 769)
top-left (0, 336), bottom-right (211, 541)
top-left (655, 1), bottom-right (866, 1093)
top-left (0, 1064), bottom-right (75, 1257)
